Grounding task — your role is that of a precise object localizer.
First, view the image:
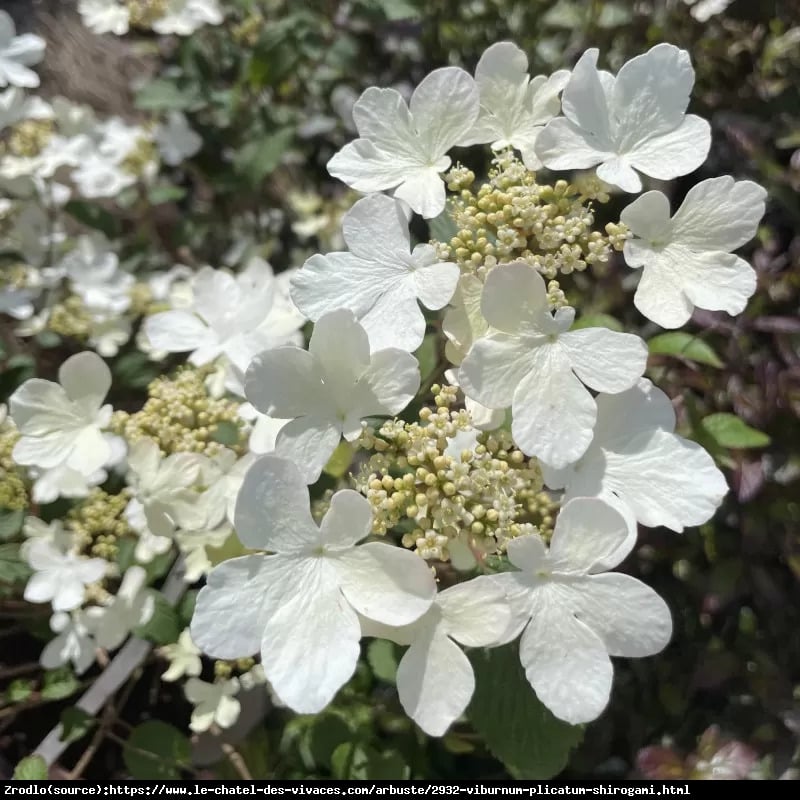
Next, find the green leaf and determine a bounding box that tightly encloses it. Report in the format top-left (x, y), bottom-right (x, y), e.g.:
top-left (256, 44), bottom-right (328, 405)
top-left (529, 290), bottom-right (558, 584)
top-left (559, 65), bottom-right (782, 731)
top-left (368, 0), bottom-right (421, 20)
top-left (63, 201), bottom-right (121, 238)
top-left (648, 332), bottom-right (723, 368)
top-left (113, 351), bottom-right (162, 391)
top-left (367, 638), bottom-right (398, 685)
top-left (13, 755), bottom-right (48, 780)
top-left (135, 80), bottom-right (201, 112)
top-left (60, 707), bottom-right (97, 744)
top-left (148, 183), bottom-right (187, 204)
top-left (41, 667), bottom-right (80, 700)
top-left (468, 643), bottom-right (583, 778)
top-left (571, 313), bottom-right (623, 332)
top-left (309, 715), bottom-right (353, 768)
top-left (133, 593), bottom-right (181, 645)
top-left (0, 543), bottom-right (32, 583)
top-left (701, 413), bottom-right (771, 449)
top-left (234, 128), bottom-right (294, 185)
top-left (0, 508), bottom-right (24, 541)
top-left (427, 209), bottom-right (459, 243)
top-left (323, 440), bottom-right (353, 479)
top-left (124, 720), bottom-right (191, 779)
top-left (6, 678), bottom-right (34, 703)
top-left (211, 419), bottom-right (241, 447)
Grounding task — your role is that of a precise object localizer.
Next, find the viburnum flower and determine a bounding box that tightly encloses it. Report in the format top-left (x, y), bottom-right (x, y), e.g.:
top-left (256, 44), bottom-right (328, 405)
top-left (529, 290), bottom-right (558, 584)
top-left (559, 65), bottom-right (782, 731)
top-left (0, 11), bottom-right (46, 89)
top-left (155, 111), bottom-right (202, 166)
top-left (493, 498), bottom-right (672, 724)
top-left (85, 566), bottom-right (156, 651)
top-left (459, 262), bottom-right (647, 468)
top-left (245, 310), bottom-right (420, 483)
top-left (40, 611), bottom-right (97, 675)
top-left (176, 524), bottom-right (232, 583)
top-left (21, 517), bottom-right (72, 560)
top-left (77, 0), bottom-right (130, 36)
top-left (158, 629), bottom-right (202, 683)
top-left (23, 539), bottom-right (108, 612)
top-left (184, 678), bottom-right (240, 734)
top-left (191, 456), bottom-right (436, 713)
top-left (29, 462), bottom-right (108, 505)
top-left (152, 0), bottom-right (224, 36)
top-left (290, 193), bottom-right (460, 352)
top-left (0, 86), bottom-right (51, 131)
top-left (360, 578), bottom-right (510, 736)
top-left (10, 351), bottom-right (115, 476)
top-left (327, 67), bottom-right (480, 218)
top-left (541, 379), bottom-right (728, 533)
top-left (459, 41), bottom-right (569, 170)
top-left (620, 177), bottom-right (767, 328)
top-left (535, 44), bottom-right (710, 193)
top-left (62, 235), bottom-right (134, 316)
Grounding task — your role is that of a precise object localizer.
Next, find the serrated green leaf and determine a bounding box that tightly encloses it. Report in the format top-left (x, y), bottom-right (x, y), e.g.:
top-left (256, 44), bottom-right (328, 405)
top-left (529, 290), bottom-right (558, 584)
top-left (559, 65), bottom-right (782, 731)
top-left (701, 413), bottom-right (771, 449)
top-left (0, 508), bottom-right (24, 541)
top-left (13, 755), bottom-right (48, 780)
top-left (124, 720), bottom-right (190, 779)
top-left (41, 667), bottom-right (80, 700)
top-left (0, 543), bottom-right (32, 583)
top-left (648, 332), bottom-right (723, 368)
top-left (133, 593), bottom-right (181, 645)
top-left (571, 313), bottom-right (623, 332)
top-left (60, 707), bottom-right (97, 744)
top-left (468, 643), bottom-right (583, 778)
top-left (366, 638), bottom-right (398, 685)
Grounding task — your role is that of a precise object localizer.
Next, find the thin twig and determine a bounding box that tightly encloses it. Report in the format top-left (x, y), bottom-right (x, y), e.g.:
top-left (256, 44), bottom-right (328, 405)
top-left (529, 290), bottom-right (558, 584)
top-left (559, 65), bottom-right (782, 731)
top-left (211, 725), bottom-right (253, 780)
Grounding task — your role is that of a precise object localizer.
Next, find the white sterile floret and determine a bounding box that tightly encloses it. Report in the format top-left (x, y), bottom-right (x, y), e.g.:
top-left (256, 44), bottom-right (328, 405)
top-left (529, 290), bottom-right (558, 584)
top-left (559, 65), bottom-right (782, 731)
top-left (159, 629), bottom-right (202, 682)
top-left (620, 177), bottom-right (767, 328)
top-left (291, 193), bottom-right (460, 352)
top-left (10, 351), bottom-right (115, 476)
top-left (156, 111), bottom-right (202, 166)
top-left (535, 44), bottom-right (710, 193)
top-left (541, 379), bottom-right (728, 534)
top-left (184, 678), bottom-right (240, 734)
top-left (85, 566), bottom-right (156, 651)
top-left (459, 262), bottom-right (647, 468)
top-left (152, 0), bottom-right (224, 36)
top-left (245, 310), bottom-right (420, 483)
top-left (327, 67), bottom-right (480, 218)
top-left (458, 41), bottom-right (569, 170)
top-left (24, 540), bottom-right (107, 612)
top-left (176, 524), bottom-right (232, 583)
top-left (40, 611), bottom-right (97, 675)
top-left (360, 577), bottom-right (510, 736)
top-left (22, 517), bottom-right (72, 559)
top-left (77, 1), bottom-right (130, 36)
top-left (125, 438), bottom-right (210, 538)
top-left (62, 236), bottom-right (134, 316)
top-left (0, 11), bottom-right (46, 89)
top-left (493, 498), bottom-right (672, 724)
top-left (144, 261), bottom-right (304, 369)
top-left (191, 456), bottom-right (436, 714)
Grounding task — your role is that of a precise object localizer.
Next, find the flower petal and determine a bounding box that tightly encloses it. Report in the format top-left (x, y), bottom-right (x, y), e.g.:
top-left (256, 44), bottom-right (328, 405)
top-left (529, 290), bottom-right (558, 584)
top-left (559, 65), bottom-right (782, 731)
top-left (561, 328), bottom-right (647, 394)
top-left (58, 351), bottom-right (111, 410)
top-left (480, 260), bottom-right (548, 333)
top-left (438, 577), bottom-right (511, 647)
top-left (459, 333), bottom-right (533, 410)
top-left (319, 490), bottom-right (373, 549)
top-left (626, 114), bottom-right (711, 182)
top-left (274, 416), bottom-right (342, 484)
top-left (144, 310), bottom-right (215, 355)
top-left (633, 259), bottom-right (694, 328)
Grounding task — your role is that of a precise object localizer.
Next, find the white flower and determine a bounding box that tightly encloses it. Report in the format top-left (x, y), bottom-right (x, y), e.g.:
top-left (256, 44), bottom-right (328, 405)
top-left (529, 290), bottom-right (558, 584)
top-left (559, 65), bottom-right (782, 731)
top-left (245, 310), bottom-right (420, 483)
top-left (684, 0), bottom-right (734, 22)
top-left (291, 193), bottom-right (460, 352)
top-left (85, 566), bottom-right (156, 651)
top-left (40, 611), bottom-right (97, 675)
top-left (10, 351), bottom-right (114, 476)
top-left (77, 0), bottom-right (130, 35)
top-left (459, 41), bottom-right (569, 170)
top-left (238, 405), bottom-right (289, 455)
top-left (0, 11), bottom-right (45, 89)
top-left (535, 44), bottom-right (711, 193)
top-left (175, 524), bottom-right (232, 583)
top-left (184, 678), bottom-right (240, 734)
top-left (133, 526), bottom-right (172, 565)
top-left (541, 379), bottom-right (728, 533)
top-left (62, 236), bottom-right (133, 317)
top-left (0, 86), bottom-right (51, 131)
top-left (493, 498), bottom-right (672, 724)
top-left (327, 67), bottom-right (480, 218)
top-left (191, 455), bottom-right (436, 714)
top-left (70, 152), bottom-right (135, 199)
top-left (125, 438), bottom-right (210, 537)
top-left (620, 177), bottom-right (766, 328)
top-left (21, 517), bottom-right (71, 559)
top-left (459, 262), bottom-right (647, 468)
top-left (30, 463), bottom-right (107, 505)
top-left (361, 577), bottom-right (510, 736)
top-left (152, 0), bottom-right (224, 36)
top-left (159, 629), bottom-right (202, 683)
top-left (24, 539), bottom-right (107, 612)
top-left (156, 111), bottom-right (202, 166)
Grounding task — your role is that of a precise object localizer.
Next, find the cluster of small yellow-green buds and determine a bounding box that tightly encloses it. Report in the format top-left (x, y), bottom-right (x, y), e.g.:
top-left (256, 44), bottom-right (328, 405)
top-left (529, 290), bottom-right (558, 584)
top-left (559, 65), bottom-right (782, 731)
top-left (67, 488), bottom-right (132, 559)
top-left (214, 657), bottom-right (256, 679)
top-left (231, 9), bottom-right (264, 46)
top-left (0, 264), bottom-right (33, 293)
top-left (126, 0), bottom-right (168, 28)
top-left (46, 296), bottom-right (93, 341)
top-left (354, 385), bottom-right (545, 562)
top-left (111, 366), bottom-right (247, 456)
top-left (0, 417), bottom-right (27, 511)
top-left (439, 152), bottom-right (628, 280)
top-left (0, 119), bottom-right (54, 159)
top-left (547, 279), bottom-right (568, 309)
top-left (121, 137), bottom-right (157, 178)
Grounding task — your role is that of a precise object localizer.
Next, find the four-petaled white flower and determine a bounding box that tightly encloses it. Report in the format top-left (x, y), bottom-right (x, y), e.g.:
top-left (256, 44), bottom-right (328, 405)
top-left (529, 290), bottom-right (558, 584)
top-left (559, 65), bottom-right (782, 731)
top-left (535, 44), bottom-right (710, 193)
top-left (152, 0), bottom-right (224, 36)
top-left (327, 67), bottom-right (480, 218)
top-left (493, 498), bottom-right (672, 724)
top-left (40, 611), bottom-right (97, 675)
top-left (191, 455), bottom-right (436, 713)
top-left (620, 177), bottom-right (767, 328)
top-left (159, 629), bottom-right (202, 682)
top-left (10, 351), bottom-right (115, 476)
top-left (291, 193), bottom-right (460, 352)
top-left (77, 0), bottom-right (130, 36)
top-left (24, 539), bottom-right (108, 612)
top-left (459, 262), bottom-right (648, 468)
top-left (156, 110), bottom-right (202, 166)
top-left (459, 41), bottom-right (569, 170)
top-left (184, 677), bottom-right (241, 733)
top-left (360, 577), bottom-right (510, 736)
top-left (541, 379), bottom-right (728, 533)
top-left (62, 235), bottom-right (133, 317)
top-left (0, 11), bottom-right (45, 89)
top-left (245, 310), bottom-right (420, 483)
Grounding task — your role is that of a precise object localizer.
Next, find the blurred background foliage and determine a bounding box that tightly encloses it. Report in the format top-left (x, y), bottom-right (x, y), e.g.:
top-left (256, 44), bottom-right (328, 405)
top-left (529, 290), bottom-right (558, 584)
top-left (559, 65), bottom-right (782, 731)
top-left (2, 0), bottom-right (799, 780)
